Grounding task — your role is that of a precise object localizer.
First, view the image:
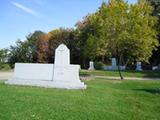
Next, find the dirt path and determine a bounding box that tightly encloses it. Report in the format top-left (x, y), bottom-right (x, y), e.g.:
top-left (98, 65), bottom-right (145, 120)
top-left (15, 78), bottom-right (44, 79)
top-left (94, 75), bottom-right (160, 80)
top-left (0, 71), bottom-right (160, 81)
top-left (0, 71), bottom-right (13, 80)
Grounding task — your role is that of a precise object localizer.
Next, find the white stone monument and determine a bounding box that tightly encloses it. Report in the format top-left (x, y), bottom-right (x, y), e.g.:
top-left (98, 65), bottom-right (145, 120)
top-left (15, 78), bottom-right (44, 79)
top-left (152, 66), bottom-right (158, 71)
top-left (104, 58), bottom-right (126, 70)
top-left (136, 62), bottom-right (142, 71)
top-left (105, 58), bottom-right (118, 70)
top-left (88, 61), bottom-right (95, 70)
top-left (111, 58), bottom-right (117, 69)
top-left (5, 44), bottom-right (87, 89)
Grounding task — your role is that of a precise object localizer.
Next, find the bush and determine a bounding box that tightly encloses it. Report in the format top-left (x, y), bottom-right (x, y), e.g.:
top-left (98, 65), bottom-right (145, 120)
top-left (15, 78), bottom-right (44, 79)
top-left (0, 64), bottom-right (11, 71)
top-left (94, 61), bottom-right (105, 70)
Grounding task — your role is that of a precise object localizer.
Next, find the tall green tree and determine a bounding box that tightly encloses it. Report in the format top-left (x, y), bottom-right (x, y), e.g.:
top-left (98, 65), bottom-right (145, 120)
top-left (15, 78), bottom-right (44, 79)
top-left (76, 14), bottom-right (108, 68)
top-left (82, 0), bottom-right (159, 79)
top-left (9, 31), bottom-right (45, 64)
top-left (26, 31), bottom-right (46, 62)
top-left (0, 49), bottom-right (9, 63)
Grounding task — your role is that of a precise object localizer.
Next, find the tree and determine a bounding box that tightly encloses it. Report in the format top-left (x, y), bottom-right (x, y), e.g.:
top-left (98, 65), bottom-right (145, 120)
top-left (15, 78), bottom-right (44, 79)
top-left (82, 0), bottom-right (159, 79)
top-left (82, 12), bottom-right (109, 61)
top-left (9, 40), bottom-right (34, 64)
top-left (75, 14), bottom-right (108, 68)
top-left (35, 34), bottom-right (49, 63)
top-left (0, 49), bottom-right (9, 63)
top-left (25, 31), bottom-right (46, 62)
top-left (8, 31), bottom-right (46, 64)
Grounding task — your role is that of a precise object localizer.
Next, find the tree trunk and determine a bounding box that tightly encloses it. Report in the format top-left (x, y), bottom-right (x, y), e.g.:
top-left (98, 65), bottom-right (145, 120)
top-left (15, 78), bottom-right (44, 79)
top-left (118, 63), bottom-right (123, 80)
top-left (117, 55), bottom-right (123, 80)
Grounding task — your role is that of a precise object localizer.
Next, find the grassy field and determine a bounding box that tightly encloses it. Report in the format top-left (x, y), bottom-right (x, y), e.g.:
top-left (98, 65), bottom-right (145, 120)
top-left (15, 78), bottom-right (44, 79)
top-left (0, 79), bottom-right (160, 120)
top-left (80, 70), bottom-right (160, 78)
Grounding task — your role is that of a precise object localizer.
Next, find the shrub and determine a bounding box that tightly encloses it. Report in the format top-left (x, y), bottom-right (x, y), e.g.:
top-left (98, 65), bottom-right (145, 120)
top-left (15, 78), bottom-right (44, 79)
top-left (94, 61), bottom-right (104, 70)
top-left (0, 64), bottom-right (11, 71)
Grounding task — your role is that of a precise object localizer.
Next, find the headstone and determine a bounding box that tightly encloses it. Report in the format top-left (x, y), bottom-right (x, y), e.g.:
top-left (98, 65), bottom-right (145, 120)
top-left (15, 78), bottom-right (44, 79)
top-left (54, 44), bottom-right (70, 66)
top-left (112, 58), bottom-right (117, 67)
top-left (103, 58), bottom-right (126, 70)
top-left (103, 58), bottom-right (117, 70)
top-left (88, 61), bottom-right (95, 70)
top-left (5, 44), bottom-right (87, 89)
top-left (136, 62), bottom-right (142, 71)
top-left (152, 66), bottom-right (158, 71)
top-left (120, 66), bottom-right (126, 70)
top-left (111, 58), bottom-right (117, 70)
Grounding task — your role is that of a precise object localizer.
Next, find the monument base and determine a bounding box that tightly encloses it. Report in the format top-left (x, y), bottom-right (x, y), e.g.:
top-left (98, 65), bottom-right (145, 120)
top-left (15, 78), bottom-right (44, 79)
top-left (5, 79), bottom-right (87, 89)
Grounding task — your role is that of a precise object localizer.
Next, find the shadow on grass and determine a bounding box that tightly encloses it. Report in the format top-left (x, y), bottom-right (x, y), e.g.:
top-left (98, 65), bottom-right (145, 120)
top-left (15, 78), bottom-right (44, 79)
top-left (82, 69), bottom-right (160, 78)
top-left (79, 73), bottom-right (91, 77)
top-left (133, 88), bottom-right (160, 94)
top-left (123, 70), bottom-right (160, 78)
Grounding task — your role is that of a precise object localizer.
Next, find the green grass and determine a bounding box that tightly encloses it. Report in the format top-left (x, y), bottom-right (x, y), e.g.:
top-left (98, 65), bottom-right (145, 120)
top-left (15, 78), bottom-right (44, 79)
top-left (0, 79), bottom-right (160, 120)
top-left (80, 70), bottom-right (160, 78)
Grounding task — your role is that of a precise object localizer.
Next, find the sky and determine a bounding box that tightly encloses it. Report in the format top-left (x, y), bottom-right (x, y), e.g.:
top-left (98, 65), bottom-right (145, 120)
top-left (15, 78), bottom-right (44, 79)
top-left (0, 0), bottom-right (137, 48)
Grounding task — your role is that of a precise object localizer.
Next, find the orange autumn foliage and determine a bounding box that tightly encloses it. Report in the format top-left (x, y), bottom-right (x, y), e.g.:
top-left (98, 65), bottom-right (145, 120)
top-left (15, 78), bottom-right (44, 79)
top-left (36, 34), bottom-right (49, 63)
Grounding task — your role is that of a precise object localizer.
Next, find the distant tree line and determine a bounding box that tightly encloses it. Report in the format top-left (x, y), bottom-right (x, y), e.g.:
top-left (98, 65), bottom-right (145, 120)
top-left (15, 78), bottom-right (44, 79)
top-left (0, 0), bottom-right (159, 70)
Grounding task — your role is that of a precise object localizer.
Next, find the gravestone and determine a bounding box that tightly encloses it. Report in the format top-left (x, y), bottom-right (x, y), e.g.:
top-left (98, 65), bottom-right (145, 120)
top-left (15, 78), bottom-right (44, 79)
top-left (103, 58), bottom-right (126, 70)
top-left (136, 62), bottom-right (142, 71)
top-left (152, 66), bottom-right (158, 71)
top-left (111, 58), bottom-right (117, 69)
top-left (5, 44), bottom-right (87, 89)
top-left (88, 61), bottom-right (95, 70)
top-left (54, 44), bottom-right (69, 66)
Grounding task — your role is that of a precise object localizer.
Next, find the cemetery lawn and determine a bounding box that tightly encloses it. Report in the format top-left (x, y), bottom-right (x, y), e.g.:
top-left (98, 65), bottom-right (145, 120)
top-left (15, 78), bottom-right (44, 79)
top-left (0, 80), bottom-right (160, 120)
top-left (80, 70), bottom-right (160, 78)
